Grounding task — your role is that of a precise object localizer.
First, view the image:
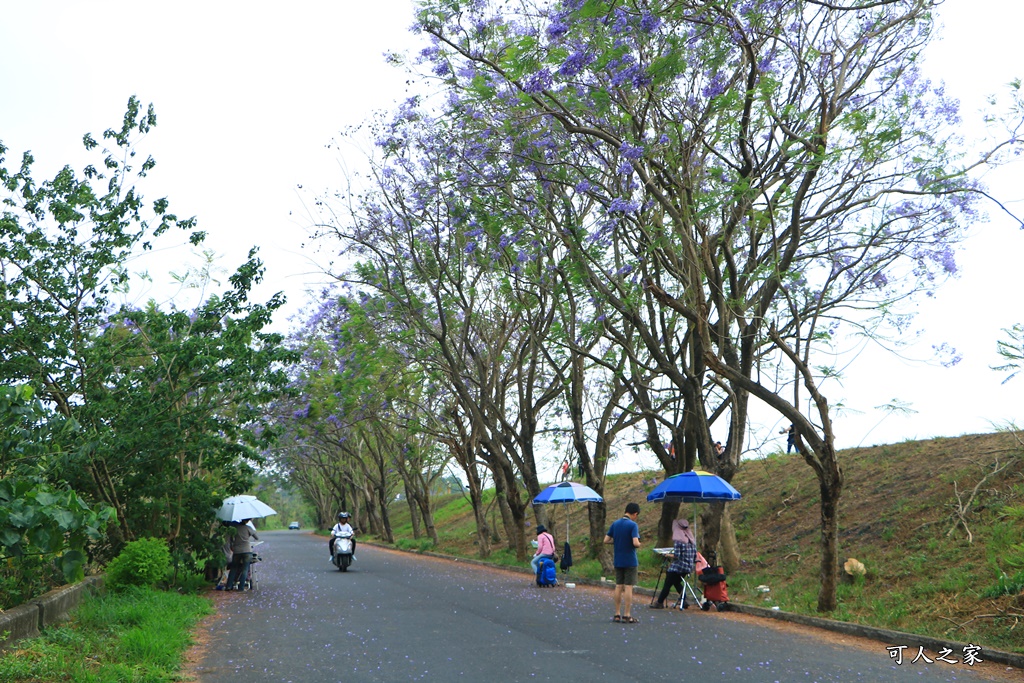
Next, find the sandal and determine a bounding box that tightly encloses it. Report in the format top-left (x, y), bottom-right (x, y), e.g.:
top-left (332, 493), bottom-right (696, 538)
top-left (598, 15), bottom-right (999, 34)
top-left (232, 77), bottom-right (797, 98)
top-left (612, 615), bottom-right (622, 622)
top-left (622, 616), bottom-right (639, 624)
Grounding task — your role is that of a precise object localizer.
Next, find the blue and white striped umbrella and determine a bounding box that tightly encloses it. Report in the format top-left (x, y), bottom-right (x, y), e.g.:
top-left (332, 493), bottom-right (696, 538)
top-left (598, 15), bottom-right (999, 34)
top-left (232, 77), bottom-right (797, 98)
top-left (532, 481), bottom-right (603, 505)
top-left (532, 482), bottom-right (602, 572)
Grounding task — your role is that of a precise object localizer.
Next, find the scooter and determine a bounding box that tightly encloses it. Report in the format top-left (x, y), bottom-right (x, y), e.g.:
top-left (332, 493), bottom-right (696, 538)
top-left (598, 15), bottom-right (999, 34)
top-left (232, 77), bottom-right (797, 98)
top-left (332, 530), bottom-right (354, 571)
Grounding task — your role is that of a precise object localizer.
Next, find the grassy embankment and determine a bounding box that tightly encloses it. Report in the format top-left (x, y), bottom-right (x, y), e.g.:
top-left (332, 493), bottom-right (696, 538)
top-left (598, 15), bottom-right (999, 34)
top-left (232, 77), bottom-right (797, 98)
top-left (385, 431), bottom-right (1024, 654)
top-left (0, 586), bottom-right (211, 683)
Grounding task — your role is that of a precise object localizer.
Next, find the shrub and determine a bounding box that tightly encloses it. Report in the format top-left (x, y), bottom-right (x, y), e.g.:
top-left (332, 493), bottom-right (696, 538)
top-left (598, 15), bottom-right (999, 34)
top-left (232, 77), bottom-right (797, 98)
top-left (395, 538), bottom-right (435, 552)
top-left (105, 537), bottom-right (171, 590)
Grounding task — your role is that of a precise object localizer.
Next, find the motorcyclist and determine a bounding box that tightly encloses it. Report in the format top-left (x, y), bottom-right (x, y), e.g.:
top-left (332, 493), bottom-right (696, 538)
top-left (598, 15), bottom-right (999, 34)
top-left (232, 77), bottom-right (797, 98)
top-left (329, 512), bottom-right (356, 562)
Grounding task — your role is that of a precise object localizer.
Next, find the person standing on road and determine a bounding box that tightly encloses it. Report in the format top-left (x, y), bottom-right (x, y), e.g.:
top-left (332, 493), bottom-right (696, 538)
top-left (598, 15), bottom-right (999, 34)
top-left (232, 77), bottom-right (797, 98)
top-left (604, 502), bottom-right (641, 624)
top-left (226, 519), bottom-right (259, 591)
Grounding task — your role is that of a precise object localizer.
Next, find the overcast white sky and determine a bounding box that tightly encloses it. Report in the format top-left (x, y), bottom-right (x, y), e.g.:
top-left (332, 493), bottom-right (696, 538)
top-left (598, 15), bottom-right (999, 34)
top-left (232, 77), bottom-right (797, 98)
top-left (2, 1), bottom-right (1021, 468)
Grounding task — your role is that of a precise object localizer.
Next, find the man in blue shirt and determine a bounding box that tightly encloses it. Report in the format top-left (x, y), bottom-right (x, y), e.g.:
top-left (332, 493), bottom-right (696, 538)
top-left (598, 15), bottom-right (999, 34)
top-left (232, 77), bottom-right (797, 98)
top-left (604, 502), bottom-right (641, 623)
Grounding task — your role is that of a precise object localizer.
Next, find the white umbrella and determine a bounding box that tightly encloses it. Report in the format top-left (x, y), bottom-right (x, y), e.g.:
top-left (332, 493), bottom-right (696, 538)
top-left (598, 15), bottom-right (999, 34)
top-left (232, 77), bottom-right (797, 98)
top-left (215, 495), bottom-right (277, 522)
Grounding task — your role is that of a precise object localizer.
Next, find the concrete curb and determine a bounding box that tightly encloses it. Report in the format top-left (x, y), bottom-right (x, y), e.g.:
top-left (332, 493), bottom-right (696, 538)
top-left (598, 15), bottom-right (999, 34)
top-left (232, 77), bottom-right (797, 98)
top-left (0, 575), bottom-right (106, 654)
top-left (367, 541), bottom-right (1024, 671)
top-left (725, 602), bottom-right (1024, 670)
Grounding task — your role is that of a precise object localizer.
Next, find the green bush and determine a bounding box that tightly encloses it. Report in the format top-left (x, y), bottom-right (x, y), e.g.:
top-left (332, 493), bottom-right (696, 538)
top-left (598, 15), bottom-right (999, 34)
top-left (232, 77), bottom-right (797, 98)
top-left (395, 538), bottom-right (435, 552)
top-left (105, 537), bottom-right (172, 590)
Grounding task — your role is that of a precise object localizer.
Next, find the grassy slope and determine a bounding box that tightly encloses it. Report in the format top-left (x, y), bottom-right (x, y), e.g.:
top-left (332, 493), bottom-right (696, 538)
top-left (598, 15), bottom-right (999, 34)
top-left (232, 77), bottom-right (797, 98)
top-left (385, 431), bottom-right (1024, 654)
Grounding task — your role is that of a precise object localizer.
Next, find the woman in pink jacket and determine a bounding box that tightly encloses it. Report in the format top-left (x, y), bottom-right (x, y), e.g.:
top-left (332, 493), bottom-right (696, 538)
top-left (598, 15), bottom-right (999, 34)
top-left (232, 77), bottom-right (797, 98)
top-left (530, 524), bottom-right (556, 574)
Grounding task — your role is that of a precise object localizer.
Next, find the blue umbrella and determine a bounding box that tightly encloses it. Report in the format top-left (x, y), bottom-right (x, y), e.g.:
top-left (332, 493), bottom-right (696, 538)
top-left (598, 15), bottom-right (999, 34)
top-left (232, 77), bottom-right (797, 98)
top-left (533, 481), bottom-right (603, 504)
top-left (645, 470), bottom-right (741, 504)
top-left (646, 470), bottom-right (741, 544)
top-left (533, 482), bottom-right (603, 573)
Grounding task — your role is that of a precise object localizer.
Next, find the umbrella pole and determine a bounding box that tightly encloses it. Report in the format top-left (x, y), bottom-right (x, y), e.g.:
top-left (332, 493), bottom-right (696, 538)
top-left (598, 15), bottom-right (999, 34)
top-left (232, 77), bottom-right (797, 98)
top-left (564, 504), bottom-right (570, 578)
top-left (693, 503), bottom-right (698, 548)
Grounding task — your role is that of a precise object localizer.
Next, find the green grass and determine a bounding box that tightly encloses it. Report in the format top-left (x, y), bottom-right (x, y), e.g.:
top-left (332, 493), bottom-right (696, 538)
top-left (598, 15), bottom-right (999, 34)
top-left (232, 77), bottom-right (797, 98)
top-left (0, 586), bottom-right (211, 682)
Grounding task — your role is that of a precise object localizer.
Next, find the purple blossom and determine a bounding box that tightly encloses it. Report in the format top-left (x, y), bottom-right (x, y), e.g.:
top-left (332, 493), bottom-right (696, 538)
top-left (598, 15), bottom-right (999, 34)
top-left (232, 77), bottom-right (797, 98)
top-left (932, 342), bottom-right (962, 368)
top-left (939, 247), bottom-right (957, 274)
top-left (702, 72), bottom-right (729, 99)
top-left (620, 142), bottom-right (644, 160)
top-left (523, 68), bottom-right (553, 94)
top-left (608, 197), bottom-right (639, 213)
top-left (547, 20), bottom-right (569, 39)
top-left (559, 49), bottom-right (595, 77)
top-left (640, 12), bottom-right (661, 33)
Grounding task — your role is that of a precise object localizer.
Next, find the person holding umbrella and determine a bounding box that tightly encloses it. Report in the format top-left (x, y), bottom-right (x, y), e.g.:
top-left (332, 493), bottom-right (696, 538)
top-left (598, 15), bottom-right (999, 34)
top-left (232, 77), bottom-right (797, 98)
top-left (225, 519), bottom-right (259, 591)
top-left (604, 502), bottom-right (642, 624)
top-left (651, 518), bottom-right (697, 609)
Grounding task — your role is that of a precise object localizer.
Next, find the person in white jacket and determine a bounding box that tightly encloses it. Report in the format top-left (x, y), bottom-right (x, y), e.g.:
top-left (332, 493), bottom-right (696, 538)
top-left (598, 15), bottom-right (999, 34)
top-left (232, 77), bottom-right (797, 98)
top-left (329, 511), bottom-right (356, 561)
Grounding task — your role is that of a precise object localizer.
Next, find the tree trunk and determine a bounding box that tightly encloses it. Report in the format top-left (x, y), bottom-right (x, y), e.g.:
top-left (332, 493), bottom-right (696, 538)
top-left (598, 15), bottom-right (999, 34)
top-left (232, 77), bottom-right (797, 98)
top-left (817, 470), bottom-right (842, 612)
top-left (414, 493), bottom-right (438, 545)
top-left (656, 501), bottom-right (682, 548)
top-left (470, 489), bottom-right (492, 557)
top-left (376, 482), bottom-right (394, 544)
top-left (586, 500), bottom-right (608, 562)
top-left (464, 460), bottom-right (491, 557)
top-left (405, 484), bottom-right (422, 539)
top-left (491, 467), bottom-right (518, 553)
top-left (698, 501), bottom-right (726, 563)
top-left (719, 505), bottom-right (741, 573)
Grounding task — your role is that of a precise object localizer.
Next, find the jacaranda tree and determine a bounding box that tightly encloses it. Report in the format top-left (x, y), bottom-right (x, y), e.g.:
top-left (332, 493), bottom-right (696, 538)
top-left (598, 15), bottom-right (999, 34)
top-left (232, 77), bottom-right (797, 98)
top-left (411, 0), bottom-right (1021, 610)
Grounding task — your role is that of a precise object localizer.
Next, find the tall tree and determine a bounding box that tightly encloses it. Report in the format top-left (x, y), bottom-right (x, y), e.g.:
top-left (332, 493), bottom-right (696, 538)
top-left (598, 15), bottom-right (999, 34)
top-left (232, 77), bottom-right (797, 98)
top-left (414, 0), bottom-right (1020, 611)
top-left (1, 99), bottom-right (294, 565)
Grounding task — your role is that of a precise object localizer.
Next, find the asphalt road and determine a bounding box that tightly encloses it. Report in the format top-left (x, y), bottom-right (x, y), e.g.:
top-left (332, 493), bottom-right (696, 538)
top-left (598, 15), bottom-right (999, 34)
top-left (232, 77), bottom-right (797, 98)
top-left (193, 530), bottom-right (1005, 682)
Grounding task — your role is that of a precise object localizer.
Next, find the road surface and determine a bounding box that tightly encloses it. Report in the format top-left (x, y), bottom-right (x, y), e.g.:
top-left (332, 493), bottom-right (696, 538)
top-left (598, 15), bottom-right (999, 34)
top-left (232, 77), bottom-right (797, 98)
top-left (191, 530), bottom-right (1012, 682)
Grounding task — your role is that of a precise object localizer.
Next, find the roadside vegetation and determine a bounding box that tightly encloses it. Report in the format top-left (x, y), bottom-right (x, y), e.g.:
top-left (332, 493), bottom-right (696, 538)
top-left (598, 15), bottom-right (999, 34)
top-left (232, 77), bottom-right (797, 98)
top-left (376, 431), bottom-right (1024, 655)
top-left (0, 587), bottom-right (211, 683)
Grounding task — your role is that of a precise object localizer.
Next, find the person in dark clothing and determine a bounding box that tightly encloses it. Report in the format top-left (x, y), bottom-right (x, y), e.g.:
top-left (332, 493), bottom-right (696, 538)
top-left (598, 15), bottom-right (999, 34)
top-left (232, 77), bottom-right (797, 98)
top-left (780, 424), bottom-right (796, 453)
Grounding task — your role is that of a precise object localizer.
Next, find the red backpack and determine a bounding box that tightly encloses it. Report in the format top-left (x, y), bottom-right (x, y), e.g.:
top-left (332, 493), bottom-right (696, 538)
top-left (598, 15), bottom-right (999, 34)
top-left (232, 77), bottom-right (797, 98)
top-left (698, 565), bottom-right (729, 604)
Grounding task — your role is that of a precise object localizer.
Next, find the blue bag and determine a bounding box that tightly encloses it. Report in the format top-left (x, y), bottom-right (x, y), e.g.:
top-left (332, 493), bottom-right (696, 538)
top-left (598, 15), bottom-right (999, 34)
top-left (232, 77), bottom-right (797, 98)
top-left (536, 557), bottom-right (557, 587)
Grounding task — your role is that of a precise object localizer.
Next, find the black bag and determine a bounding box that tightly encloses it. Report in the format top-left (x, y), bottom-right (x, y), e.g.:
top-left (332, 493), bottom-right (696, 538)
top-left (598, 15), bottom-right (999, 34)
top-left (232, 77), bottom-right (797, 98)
top-left (697, 565), bottom-right (727, 585)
